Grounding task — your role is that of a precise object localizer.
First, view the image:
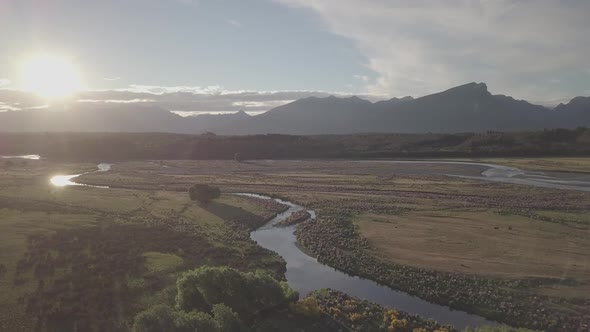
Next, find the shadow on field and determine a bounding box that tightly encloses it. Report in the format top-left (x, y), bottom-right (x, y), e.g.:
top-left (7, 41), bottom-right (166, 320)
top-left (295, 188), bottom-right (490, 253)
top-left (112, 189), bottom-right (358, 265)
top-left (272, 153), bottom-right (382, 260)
top-left (240, 161), bottom-right (271, 167)
top-left (203, 201), bottom-right (262, 224)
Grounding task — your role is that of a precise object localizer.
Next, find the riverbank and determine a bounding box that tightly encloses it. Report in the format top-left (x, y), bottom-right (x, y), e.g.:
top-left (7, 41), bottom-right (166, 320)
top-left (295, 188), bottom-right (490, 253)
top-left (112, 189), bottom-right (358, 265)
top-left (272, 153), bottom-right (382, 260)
top-left (249, 194), bottom-right (496, 330)
top-left (295, 211), bottom-right (589, 331)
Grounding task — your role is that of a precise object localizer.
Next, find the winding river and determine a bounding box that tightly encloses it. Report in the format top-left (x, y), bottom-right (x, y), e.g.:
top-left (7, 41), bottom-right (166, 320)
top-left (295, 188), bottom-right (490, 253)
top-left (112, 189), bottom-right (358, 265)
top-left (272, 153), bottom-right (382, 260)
top-left (46, 159), bottom-right (590, 329)
top-left (243, 193), bottom-right (496, 330)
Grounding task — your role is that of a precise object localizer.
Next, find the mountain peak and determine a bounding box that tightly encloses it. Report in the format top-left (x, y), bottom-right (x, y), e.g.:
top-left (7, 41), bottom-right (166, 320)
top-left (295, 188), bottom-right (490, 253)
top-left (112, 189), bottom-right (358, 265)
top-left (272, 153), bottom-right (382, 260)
top-left (434, 82), bottom-right (490, 99)
top-left (554, 96), bottom-right (590, 114)
top-left (454, 82), bottom-right (488, 92)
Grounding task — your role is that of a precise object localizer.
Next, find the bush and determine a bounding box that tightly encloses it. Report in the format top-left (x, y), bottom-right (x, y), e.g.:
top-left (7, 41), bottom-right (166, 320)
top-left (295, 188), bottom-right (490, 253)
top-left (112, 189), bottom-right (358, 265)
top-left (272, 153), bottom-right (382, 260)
top-left (463, 326), bottom-right (538, 332)
top-left (176, 265), bottom-right (298, 320)
top-left (291, 297), bottom-right (321, 316)
top-left (188, 184), bottom-right (221, 204)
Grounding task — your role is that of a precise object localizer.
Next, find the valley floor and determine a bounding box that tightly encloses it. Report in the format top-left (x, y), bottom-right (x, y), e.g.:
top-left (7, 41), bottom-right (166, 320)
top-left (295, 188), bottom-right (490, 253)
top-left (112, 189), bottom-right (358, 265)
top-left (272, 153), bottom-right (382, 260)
top-left (1, 158), bottom-right (588, 331)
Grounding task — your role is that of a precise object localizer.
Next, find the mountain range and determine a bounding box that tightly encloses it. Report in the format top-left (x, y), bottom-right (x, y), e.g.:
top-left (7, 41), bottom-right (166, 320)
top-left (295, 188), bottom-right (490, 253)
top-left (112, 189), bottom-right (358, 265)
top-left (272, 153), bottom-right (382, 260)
top-left (1, 82), bottom-right (588, 134)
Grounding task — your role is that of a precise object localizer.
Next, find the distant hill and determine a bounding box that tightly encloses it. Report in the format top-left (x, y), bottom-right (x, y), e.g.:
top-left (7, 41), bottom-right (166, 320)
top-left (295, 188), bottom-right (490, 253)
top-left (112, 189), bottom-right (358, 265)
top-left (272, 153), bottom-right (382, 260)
top-left (0, 82), bottom-right (588, 134)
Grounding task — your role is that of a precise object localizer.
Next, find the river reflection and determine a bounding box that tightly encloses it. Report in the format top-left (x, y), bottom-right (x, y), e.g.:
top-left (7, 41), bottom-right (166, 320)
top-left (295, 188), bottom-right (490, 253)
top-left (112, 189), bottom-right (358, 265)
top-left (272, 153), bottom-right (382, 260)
top-left (49, 163), bottom-right (112, 188)
top-left (1, 154), bottom-right (41, 160)
top-left (50, 174), bottom-right (83, 187)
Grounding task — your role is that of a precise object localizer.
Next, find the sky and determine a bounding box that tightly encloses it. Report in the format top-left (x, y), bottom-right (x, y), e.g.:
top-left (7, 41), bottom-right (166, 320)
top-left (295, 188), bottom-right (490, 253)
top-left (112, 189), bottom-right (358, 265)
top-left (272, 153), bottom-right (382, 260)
top-left (1, 0), bottom-right (589, 114)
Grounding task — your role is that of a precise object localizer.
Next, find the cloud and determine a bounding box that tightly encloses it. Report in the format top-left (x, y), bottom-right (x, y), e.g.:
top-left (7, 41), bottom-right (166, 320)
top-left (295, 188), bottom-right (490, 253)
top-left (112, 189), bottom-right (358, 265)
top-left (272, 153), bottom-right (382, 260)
top-left (0, 79), bottom-right (11, 88)
top-left (0, 102), bottom-right (20, 112)
top-left (274, 0), bottom-right (590, 101)
top-left (103, 77), bottom-right (121, 81)
top-left (1, 85), bottom-right (382, 115)
top-left (78, 98), bottom-right (155, 104)
top-left (120, 85), bottom-right (228, 95)
top-left (226, 19), bottom-right (243, 28)
top-left (232, 100), bottom-right (294, 108)
top-left (25, 104), bottom-right (49, 110)
top-left (171, 110), bottom-right (266, 117)
top-left (353, 75), bottom-right (369, 83)
top-left (176, 0), bottom-right (198, 6)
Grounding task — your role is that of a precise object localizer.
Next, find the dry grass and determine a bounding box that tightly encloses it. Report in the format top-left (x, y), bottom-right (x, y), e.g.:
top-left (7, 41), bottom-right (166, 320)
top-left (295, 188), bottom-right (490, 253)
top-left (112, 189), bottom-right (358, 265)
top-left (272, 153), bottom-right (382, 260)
top-left (357, 211), bottom-right (590, 280)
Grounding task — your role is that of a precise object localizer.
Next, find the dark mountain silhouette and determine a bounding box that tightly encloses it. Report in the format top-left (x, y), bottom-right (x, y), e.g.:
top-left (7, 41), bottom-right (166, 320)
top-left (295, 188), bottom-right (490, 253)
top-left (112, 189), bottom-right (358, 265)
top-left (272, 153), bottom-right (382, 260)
top-left (368, 83), bottom-right (553, 133)
top-left (206, 82), bottom-right (584, 134)
top-left (0, 82), bottom-right (588, 134)
top-left (554, 97), bottom-right (590, 127)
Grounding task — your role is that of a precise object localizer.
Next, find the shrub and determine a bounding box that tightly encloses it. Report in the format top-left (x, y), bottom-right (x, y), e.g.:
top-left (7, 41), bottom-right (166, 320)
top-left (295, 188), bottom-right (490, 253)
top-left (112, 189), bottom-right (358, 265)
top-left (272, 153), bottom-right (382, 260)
top-left (291, 297), bottom-right (321, 316)
top-left (463, 326), bottom-right (537, 332)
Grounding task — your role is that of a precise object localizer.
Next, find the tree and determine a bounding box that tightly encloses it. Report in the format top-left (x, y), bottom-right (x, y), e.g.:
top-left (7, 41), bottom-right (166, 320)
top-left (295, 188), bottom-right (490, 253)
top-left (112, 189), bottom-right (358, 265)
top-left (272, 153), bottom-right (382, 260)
top-left (234, 152), bottom-right (244, 163)
top-left (133, 304), bottom-right (220, 332)
top-left (175, 273), bottom-right (210, 313)
top-left (188, 184), bottom-right (221, 204)
top-left (212, 304), bottom-right (243, 332)
top-left (175, 311), bottom-right (219, 332)
top-left (133, 304), bottom-right (177, 332)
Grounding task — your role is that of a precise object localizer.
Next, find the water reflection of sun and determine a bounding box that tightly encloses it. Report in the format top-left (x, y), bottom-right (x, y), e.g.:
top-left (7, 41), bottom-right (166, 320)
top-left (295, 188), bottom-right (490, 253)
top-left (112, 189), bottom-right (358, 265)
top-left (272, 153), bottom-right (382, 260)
top-left (50, 174), bottom-right (80, 187)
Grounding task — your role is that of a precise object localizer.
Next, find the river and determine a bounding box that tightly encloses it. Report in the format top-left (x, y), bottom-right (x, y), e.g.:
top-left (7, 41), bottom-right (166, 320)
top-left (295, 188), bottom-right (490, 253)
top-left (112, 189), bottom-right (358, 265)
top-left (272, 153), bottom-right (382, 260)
top-left (242, 193), bottom-right (496, 330)
top-left (354, 160), bottom-right (590, 192)
top-left (1, 154), bottom-right (41, 160)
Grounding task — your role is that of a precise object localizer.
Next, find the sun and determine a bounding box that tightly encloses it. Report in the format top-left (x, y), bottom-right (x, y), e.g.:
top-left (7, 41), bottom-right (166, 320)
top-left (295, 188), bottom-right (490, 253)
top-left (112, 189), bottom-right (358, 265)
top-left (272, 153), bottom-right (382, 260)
top-left (21, 54), bottom-right (82, 98)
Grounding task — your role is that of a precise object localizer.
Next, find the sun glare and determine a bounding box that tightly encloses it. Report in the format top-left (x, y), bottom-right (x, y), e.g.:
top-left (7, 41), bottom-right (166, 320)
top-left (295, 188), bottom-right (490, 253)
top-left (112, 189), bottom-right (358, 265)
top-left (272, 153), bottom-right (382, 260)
top-left (21, 54), bottom-right (82, 98)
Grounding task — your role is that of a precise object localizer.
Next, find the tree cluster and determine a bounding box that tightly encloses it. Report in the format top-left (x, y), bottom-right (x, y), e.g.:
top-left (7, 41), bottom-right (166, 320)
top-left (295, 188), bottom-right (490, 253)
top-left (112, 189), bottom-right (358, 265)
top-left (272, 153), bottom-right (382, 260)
top-left (3, 127), bottom-right (590, 162)
top-left (133, 265), bottom-right (298, 332)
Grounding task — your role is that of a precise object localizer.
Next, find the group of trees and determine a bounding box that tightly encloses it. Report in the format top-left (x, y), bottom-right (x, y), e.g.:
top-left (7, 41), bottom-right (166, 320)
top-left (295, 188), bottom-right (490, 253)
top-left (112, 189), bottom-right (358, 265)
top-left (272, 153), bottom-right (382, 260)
top-left (3, 127), bottom-right (590, 161)
top-left (133, 265), bottom-right (298, 332)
